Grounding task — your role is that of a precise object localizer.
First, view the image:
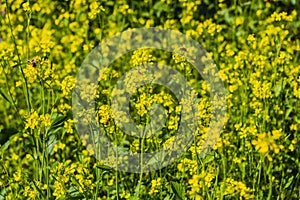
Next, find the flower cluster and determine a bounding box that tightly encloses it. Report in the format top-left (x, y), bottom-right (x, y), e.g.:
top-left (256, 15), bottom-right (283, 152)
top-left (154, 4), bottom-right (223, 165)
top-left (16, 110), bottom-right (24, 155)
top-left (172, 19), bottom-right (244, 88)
top-left (0, 0), bottom-right (299, 199)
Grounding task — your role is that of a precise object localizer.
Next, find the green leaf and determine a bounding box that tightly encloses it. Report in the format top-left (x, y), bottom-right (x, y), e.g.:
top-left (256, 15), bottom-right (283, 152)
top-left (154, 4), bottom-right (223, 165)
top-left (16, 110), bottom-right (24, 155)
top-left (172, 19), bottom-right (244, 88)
top-left (285, 107), bottom-right (293, 120)
top-left (67, 186), bottom-right (85, 199)
top-left (50, 115), bottom-right (68, 129)
top-left (133, 183), bottom-right (146, 198)
top-left (153, 2), bottom-right (169, 18)
top-left (0, 187), bottom-right (8, 200)
top-left (106, 1), bottom-right (115, 6)
top-left (11, 62), bottom-right (27, 68)
top-left (0, 128), bottom-right (18, 145)
top-left (284, 176), bottom-right (294, 189)
top-left (141, 12), bottom-right (150, 18)
top-left (46, 135), bottom-right (57, 155)
top-left (129, 196), bottom-right (139, 200)
top-left (203, 151), bottom-right (215, 164)
top-left (164, 195), bottom-right (171, 200)
top-left (0, 89), bottom-right (11, 103)
top-left (171, 181), bottom-right (184, 200)
top-left (146, 151), bottom-right (166, 166)
top-left (0, 139), bottom-right (10, 151)
top-left (96, 164), bottom-right (113, 172)
top-left (274, 84), bottom-right (281, 97)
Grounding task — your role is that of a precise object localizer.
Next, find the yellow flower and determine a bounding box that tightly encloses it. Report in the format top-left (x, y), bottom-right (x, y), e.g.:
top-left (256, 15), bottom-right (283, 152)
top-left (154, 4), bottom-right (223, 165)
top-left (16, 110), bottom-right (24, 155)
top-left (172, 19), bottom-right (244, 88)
top-left (64, 119), bottom-right (74, 133)
top-left (41, 114), bottom-right (51, 127)
top-left (149, 177), bottom-right (162, 195)
top-left (131, 49), bottom-right (154, 67)
top-left (88, 2), bottom-right (105, 20)
top-left (53, 142), bottom-right (66, 152)
top-left (251, 80), bottom-right (272, 99)
top-left (120, 191), bottom-right (131, 199)
top-left (13, 170), bottom-right (22, 182)
top-left (25, 110), bottom-right (39, 129)
top-left (53, 181), bottom-right (67, 198)
top-left (22, 2), bottom-right (30, 12)
top-left (87, 144), bottom-right (95, 156)
top-left (32, 3), bottom-right (41, 12)
top-left (235, 16), bottom-right (245, 26)
top-left (252, 131), bottom-right (284, 155)
top-left (42, 184), bottom-right (48, 190)
top-left (61, 76), bottom-right (75, 96)
top-left (11, 153), bottom-right (19, 161)
top-left (252, 133), bottom-right (269, 154)
top-left (108, 179), bottom-right (114, 186)
top-left (247, 34), bottom-right (256, 42)
top-left (256, 9), bottom-right (263, 17)
top-left (16, 80), bottom-right (22, 87)
top-left (23, 64), bottom-right (37, 84)
top-left (181, 15), bottom-right (193, 25)
top-left (29, 188), bottom-right (38, 199)
top-left (224, 178), bottom-right (254, 199)
top-left (98, 105), bottom-right (112, 125)
top-left (272, 129), bottom-right (282, 140)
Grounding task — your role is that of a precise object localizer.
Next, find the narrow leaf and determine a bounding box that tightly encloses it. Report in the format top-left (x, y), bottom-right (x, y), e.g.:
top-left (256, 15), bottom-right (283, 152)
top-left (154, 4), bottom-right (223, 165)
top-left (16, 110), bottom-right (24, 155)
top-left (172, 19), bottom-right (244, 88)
top-left (171, 181), bottom-right (184, 200)
top-left (0, 89), bottom-right (11, 103)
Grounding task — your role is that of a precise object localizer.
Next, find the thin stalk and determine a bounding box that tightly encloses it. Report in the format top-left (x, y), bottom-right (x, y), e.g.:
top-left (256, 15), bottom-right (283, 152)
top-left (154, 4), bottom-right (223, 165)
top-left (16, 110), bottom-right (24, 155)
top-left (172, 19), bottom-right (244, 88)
top-left (5, 0), bottom-right (31, 112)
top-left (267, 162), bottom-right (273, 199)
top-left (138, 135), bottom-right (145, 198)
top-left (115, 144), bottom-right (119, 200)
top-left (26, 0), bottom-right (31, 61)
top-left (0, 61), bottom-right (22, 121)
top-left (256, 155), bottom-right (263, 198)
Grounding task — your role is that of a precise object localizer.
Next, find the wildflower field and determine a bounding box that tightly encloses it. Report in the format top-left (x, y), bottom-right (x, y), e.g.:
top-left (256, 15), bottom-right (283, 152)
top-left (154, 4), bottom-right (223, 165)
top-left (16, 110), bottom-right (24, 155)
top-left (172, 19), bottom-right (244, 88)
top-left (0, 0), bottom-right (300, 199)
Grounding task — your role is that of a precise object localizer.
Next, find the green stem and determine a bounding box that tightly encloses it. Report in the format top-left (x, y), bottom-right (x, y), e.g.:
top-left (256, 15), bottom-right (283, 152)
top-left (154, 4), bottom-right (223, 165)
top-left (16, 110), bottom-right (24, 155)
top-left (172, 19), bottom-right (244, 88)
top-left (0, 61), bottom-right (22, 121)
top-left (116, 144), bottom-right (119, 200)
top-left (5, 0), bottom-right (31, 112)
top-left (26, 0), bottom-right (31, 61)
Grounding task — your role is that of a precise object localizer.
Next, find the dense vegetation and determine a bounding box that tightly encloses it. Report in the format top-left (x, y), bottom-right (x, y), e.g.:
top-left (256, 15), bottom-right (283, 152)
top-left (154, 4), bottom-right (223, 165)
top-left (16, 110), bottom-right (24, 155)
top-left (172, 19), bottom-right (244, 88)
top-left (0, 0), bottom-right (299, 199)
